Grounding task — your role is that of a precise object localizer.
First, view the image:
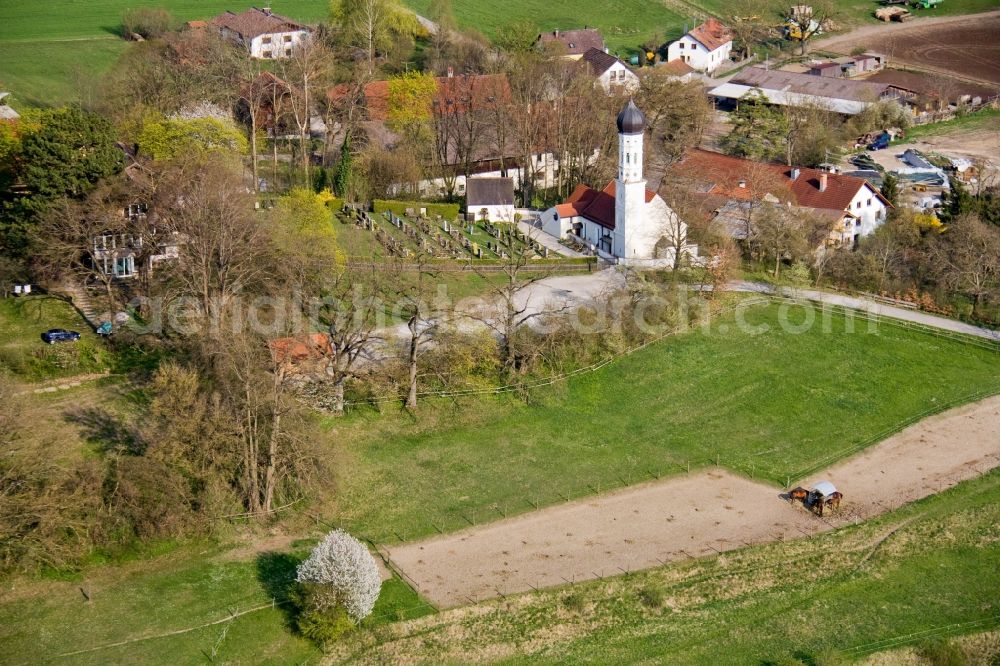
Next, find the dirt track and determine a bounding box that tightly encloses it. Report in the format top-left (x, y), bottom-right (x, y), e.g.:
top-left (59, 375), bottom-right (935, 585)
top-left (817, 11), bottom-right (1000, 86)
top-left (386, 395), bottom-right (1000, 608)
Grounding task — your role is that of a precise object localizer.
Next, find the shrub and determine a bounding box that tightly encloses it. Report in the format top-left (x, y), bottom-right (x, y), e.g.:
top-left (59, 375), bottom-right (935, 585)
top-left (638, 585), bottom-right (666, 609)
top-left (562, 592), bottom-right (586, 613)
top-left (121, 7), bottom-right (174, 40)
top-left (295, 529), bottom-right (381, 624)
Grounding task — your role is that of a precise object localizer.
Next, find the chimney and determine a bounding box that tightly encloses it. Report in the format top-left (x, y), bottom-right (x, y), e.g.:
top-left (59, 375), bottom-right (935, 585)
top-left (738, 179), bottom-right (746, 189)
top-left (819, 173), bottom-right (828, 192)
top-left (791, 168), bottom-right (800, 181)
top-left (447, 66), bottom-right (454, 78)
top-left (262, 6), bottom-right (272, 15)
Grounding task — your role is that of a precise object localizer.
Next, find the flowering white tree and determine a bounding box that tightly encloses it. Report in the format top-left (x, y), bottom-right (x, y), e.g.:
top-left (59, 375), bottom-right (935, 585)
top-left (296, 529), bottom-right (381, 622)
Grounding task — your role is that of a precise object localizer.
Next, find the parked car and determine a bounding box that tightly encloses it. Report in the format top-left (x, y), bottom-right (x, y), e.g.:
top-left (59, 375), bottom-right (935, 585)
top-left (41, 329), bottom-right (81, 344)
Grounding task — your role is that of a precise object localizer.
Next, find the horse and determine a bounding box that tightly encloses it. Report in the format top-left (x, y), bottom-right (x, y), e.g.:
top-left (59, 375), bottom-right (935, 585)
top-left (787, 487), bottom-right (809, 503)
top-left (825, 492), bottom-right (843, 512)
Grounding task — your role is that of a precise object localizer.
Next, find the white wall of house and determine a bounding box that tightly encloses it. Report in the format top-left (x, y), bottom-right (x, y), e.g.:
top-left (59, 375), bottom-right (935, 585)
top-left (597, 64), bottom-right (640, 93)
top-left (841, 182), bottom-right (889, 243)
top-left (218, 28), bottom-right (310, 59)
top-left (666, 35), bottom-right (732, 74)
top-left (470, 203), bottom-right (516, 222)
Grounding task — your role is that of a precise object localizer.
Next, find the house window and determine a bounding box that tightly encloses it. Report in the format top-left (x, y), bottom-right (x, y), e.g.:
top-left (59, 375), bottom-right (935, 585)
top-left (262, 36), bottom-right (272, 44)
top-left (284, 48), bottom-right (292, 57)
top-left (867, 198), bottom-right (872, 206)
top-left (283, 34), bottom-right (292, 42)
top-left (856, 201), bottom-right (862, 209)
top-left (263, 50), bottom-right (272, 58)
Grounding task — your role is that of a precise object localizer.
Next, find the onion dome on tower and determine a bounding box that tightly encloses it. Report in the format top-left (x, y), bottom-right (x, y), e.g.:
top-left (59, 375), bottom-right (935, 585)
top-left (616, 99), bottom-right (646, 135)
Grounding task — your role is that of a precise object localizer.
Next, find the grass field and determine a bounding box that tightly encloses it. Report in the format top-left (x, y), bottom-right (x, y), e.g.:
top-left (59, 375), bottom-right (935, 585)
top-left (334, 469), bottom-right (1000, 664)
top-left (2, 300), bottom-right (999, 663)
top-left (331, 302), bottom-right (1000, 543)
top-left (0, 296), bottom-right (109, 381)
top-left (900, 107), bottom-right (1000, 143)
top-left (0, 538), bottom-right (431, 664)
top-left (691, 0), bottom-right (1000, 28)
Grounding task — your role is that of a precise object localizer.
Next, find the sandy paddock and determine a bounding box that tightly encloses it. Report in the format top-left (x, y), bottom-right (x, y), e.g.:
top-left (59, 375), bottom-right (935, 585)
top-left (386, 395), bottom-right (1000, 608)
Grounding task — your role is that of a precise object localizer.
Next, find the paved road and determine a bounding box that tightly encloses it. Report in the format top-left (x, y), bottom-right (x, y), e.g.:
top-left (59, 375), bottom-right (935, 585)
top-left (731, 281), bottom-right (1000, 342)
top-left (516, 221), bottom-right (586, 258)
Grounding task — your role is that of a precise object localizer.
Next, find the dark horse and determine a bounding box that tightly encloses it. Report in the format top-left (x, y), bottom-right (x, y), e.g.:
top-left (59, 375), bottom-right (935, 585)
top-left (787, 487), bottom-right (809, 503)
top-left (816, 492), bottom-right (844, 517)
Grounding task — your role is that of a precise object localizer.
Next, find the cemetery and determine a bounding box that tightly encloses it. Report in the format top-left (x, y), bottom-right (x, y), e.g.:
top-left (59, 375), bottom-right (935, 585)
top-left (336, 203), bottom-right (564, 263)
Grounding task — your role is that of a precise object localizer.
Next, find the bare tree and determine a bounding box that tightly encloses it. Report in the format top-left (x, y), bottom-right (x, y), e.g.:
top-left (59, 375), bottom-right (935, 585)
top-left (933, 214), bottom-right (1000, 317)
top-left (784, 0), bottom-right (839, 56)
top-left (277, 40), bottom-right (333, 187)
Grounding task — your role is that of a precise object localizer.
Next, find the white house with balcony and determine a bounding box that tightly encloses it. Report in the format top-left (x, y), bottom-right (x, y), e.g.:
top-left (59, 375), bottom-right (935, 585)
top-left (211, 7), bottom-right (310, 59)
top-left (666, 19), bottom-right (733, 75)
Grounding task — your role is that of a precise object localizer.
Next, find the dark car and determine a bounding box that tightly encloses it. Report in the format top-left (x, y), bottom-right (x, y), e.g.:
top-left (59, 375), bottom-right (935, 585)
top-left (41, 329), bottom-right (81, 344)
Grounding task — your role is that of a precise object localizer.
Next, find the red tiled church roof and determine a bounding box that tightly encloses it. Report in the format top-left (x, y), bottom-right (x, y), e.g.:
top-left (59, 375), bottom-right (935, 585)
top-left (556, 180), bottom-right (657, 230)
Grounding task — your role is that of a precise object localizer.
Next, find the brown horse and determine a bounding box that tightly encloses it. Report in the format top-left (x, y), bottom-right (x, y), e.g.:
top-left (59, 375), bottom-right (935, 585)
top-left (788, 487), bottom-right (809, 503)
top-left (826, 492), bottom-right (843, 512)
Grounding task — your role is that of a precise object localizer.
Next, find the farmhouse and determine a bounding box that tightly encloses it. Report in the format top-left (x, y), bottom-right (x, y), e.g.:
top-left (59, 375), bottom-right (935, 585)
top-left (581, 48), bottom-right (640, 93)
top-left (666, 19), bottom-right (733, 75)
top-left (538, 28), bottom-right (606, 60)
top-left (675, 149), bottom-right (892, 246)
top-left (466, 177), bottom-right (516, 222)
top-left (709, 67), bottom-right (903, 115)
top-left (210, 7), bottom-right (310, 59)
top-left (541, 101), bottom-right (693, 266)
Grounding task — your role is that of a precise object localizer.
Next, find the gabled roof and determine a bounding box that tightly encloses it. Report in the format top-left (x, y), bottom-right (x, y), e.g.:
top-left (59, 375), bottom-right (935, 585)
top-left (659, 59), bottom-right (694, 76)
top-left (581, 48), bottom-right (627, 76)
top-left (211, 7), bottom-right (308, 40)
top-left (674, 149), bottom-right (891, 213)
top-left (687, 18), bottom-right (732, 52)
top-left (556, 180), bottom-right (656, 230)
top-left (467, 177), bottom-right (515, 206)
top-left (730, 67), bottom-right (895, 103)
top-left (538, 28), bottom-right (605, 56)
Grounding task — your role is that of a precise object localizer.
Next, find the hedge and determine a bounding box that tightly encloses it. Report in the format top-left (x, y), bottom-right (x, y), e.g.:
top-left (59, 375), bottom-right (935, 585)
top-left (373, 200), bottom-right (460, 219)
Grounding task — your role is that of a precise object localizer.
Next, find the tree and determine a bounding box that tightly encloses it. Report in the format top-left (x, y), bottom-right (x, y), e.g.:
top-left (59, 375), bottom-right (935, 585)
top-left (276, 40), bottom-right (334, 187)
top-left (17, 106), bottom-right (123, 204)
top-left (880, 172), bottom-right (899, 208)
top-left (726, 0), bottom-right (772, 59)
top-left (933, 214), bottom-right (1000, 317)
top-left (754, 204), bottom-right (830, 278)
top-left (137, 116), bottom-right (248, 161)
top-left (720, 89), bottom-right (788, 163)
top-left (494, 20), bottom-right (539, 54)
top-left (296, 529), bottom-right (381, 630)
top-left (331, 0), bottom-right (422, 75)
top-left (636, 74), bottom-right (712, 170)
top-left (783, 0), bottom-right (839, 56)
top-left (269, 188), bottom-right (344, 292)
top-left (121, 7), bottom-right (174, 39)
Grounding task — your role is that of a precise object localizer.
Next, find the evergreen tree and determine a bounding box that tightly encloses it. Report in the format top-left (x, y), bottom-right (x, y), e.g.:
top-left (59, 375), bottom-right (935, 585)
top-left (880, 172), bottom-right (899, 208)
top-left (720, 89), bottom-right (789, 163)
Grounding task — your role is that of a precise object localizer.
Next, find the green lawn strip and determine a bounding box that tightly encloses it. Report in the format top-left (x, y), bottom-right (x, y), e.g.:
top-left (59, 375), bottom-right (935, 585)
top-left (330, 302), bottom-right (1000, 543)
top-left (898, 107), bottom-right (1000, 144)
top-left (0, 542), bottom-right (431, 664)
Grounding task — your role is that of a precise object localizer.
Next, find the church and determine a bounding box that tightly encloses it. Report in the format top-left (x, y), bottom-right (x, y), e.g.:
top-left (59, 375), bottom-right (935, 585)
top-left (540, 101), bottom-right (695, 267)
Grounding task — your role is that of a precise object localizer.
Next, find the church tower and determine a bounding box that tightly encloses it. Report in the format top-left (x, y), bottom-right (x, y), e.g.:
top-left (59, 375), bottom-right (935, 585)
top-left (614, 100), bottom-right (648, 258)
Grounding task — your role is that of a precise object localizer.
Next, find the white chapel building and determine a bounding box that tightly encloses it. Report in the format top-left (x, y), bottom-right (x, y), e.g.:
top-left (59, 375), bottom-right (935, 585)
top-left (541, 101), bottom-right (694, 267)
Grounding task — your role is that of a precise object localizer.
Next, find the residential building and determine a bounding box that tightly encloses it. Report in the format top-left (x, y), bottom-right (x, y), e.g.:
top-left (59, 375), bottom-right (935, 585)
top-left (92, 203), bottom-right (180, 279)
top-left (666, 19), bottom-right (733, 75)
top-left (674, 149), bottom-right (892, 246)
top-left (466, 177), bottom-right (516, 222)
top-left (210, 7), bottom-right (310, 59)
top-left (581, 48), bottom-right (640, 93)
top-left (538, 28), bottom-right (605, 60)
